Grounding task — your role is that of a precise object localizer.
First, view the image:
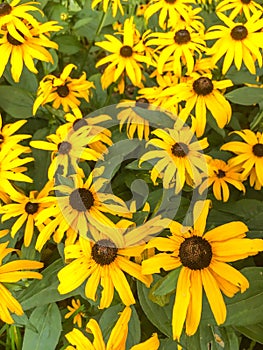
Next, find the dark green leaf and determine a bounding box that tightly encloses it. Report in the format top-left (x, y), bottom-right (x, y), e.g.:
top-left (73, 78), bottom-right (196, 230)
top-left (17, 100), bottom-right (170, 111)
top-left (152, 269), bottom-right (180, 296)
top-left (235, 322), bottom-right (263, 344)
top-left (225, 87), bottom-right (263, 106)
top-left (54, 35), bottom-right (83, 55)
top-left (0, 86), bottom-right (34, 119)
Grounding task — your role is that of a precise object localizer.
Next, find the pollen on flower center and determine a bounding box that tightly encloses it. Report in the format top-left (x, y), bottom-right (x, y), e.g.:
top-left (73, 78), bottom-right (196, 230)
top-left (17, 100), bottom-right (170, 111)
top-left (120, 45), bottom-right (133, 58)
top-left (216, 169), bottom-right (226, 178)
top-left (252, 143), bottom-right (263, 157)
top-left (171, 142), bottom-right (189, 157)
top-left (91, 239), bottom-right (118, 265)
top-left (7, 32), bottom-right (23, 46)
top-left (58, 141), bottom-right (72, 154)
top-left (179, 236), bottom-right (212, 270)
top-left (73, 118), bottom-right (88, 131)
top-left (193, 77), bottom-right (214, 96)
top-left (25, 202), bottom-right (39, 214)
top-left (69, 188), bottom-right (94, 211)
top-left (135, 97), bottom-right (149, 108)
top-left (174, 29), bottom-right (191, 44)
top-left (57, 84), bottom-right (70, 97)
top-left (0, 3), bottom-right (12, 16)
top-left (231, 25), bottom-right (248, 41)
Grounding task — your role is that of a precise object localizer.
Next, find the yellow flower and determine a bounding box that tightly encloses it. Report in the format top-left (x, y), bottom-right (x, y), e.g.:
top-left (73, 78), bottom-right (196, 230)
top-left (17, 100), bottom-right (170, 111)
top-left (221, 129), bottom-right (263, 189)
top-left (216, 0), bottom-right (263, 20)
top-left (0, 241), bottom-right (43, 324)
top-left (65, 306), bottom-right (160, 350)
top-left (205, 12), bottom-right (263, 75)
top-left (199, 158), bottom-right (246, 201)
top-left (0, 115), bottom-right (30, 152)
top-left (0, 20), bottom-right (62, 82)
top-left (33, 64), bottom-right (95, 116)
top-left (142, 200), bottom-right (263, 341)
top-left (91, 0), bottom-right (127, 17)
top-left (65, 299), bottom-right (85, 328)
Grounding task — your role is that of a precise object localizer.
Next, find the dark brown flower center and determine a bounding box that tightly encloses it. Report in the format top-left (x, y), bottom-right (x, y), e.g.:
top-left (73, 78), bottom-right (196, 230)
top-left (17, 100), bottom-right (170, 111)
top-left (135, 97), bottom-right (149, 108)
top-left (91, 239), bottom-right (118, 265)
top-left (252, 143), bottom-right (263, 157)
top-left (171, 142), bottom-right (189, 157)
top-left (0, 3), bottom-right (12, 16)
top-left (120, 45), bottom-right (133, 57)
top-left (0, 134), bottom-right (4, 144)
top-left (69, 188), bottom-right (94, 211)
top-left (57, 84), bottom-right (70, 97)
top-left (216, 169), bottom-right (226, 178)
top-left (7, 31), bottom-right (23, 46)
top-left (193, 77), bottom-right (214, 96)
top-left (241, 0), bottom-right (251, 4)
top-left (174, 29), bottom-right (191, 44)
top-left (25, 202), bottom-right (39, 214)
top-left (165, 0), bottom-right (177, 3)
top-left (179, 236), bottom-right (212, 270)
top-left (58, 141), bottom-right (72, 154)
top-left (73, 118), bottom-right (88, 131)
top-left (231, 25), bottom-right (248, 41)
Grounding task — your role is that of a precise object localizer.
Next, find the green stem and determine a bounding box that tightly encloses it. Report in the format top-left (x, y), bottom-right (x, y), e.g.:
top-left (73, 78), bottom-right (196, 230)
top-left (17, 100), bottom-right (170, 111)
top-left (96, 10), bottom-right (108, 36)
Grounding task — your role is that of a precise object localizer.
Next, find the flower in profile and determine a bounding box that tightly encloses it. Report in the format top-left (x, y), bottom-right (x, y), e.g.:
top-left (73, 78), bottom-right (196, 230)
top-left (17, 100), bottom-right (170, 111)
top-left (216, 0), bottom-right (263, 20)
top-left (199, 158), bottom-right (245, 202)
top-left (160, 73), bottom-right (233, 136)
top-left (0, 180), bottom-right (55, 247)
top-left (142, 200), bottom-right (263, 341)
top-left (140, 123), bottom-right (209, 193)
top-left (65, 299), bottom-right (85, 328)
top-left (65, 306), bottom-right (159, 350)
top-left (0, 21), bottom-right (62, 82)
top-left (205, 12), bottom-right (263, 75)
top-left (33, 64), bottom-right (95, 116)
top-left (95, 17), bottom-right (150, 91)
top-left (0, 241), bottom-right (43, 324)
top-left (221, 129), bottom-right (263, 189)
top-left (91, 0), bottom-right (127, 17)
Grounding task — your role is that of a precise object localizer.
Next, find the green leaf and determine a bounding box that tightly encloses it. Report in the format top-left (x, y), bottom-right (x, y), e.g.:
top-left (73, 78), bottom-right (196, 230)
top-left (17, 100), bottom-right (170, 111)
top-left (22, 304), bottom-right (61, 350)
top-left (152, 269), bottom-right (181, 297)
top-left (54, 35), bottom-right (83, 55)
top-left (4, 66), bottom-right (38, 93)
top-left (235, 322), bottom-right (263, 344)
top-left (225, 87), bottom-right (263, 106)
top-left (0, 86), bottom-right (34, 119)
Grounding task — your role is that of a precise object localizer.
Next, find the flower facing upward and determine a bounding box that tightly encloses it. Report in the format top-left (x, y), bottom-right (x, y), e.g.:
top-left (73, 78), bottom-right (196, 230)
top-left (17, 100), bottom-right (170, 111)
top-left (65, 299), bottom-right (85, 328)
top-left (221, 129), bottom-right (263, 189)
top-left (33, 64), bottom-right (95, 116)
top-left (205, 12), bottom-right (263, 74)
top-left (65, 306), bottom-right (160, 350)
top-left (0, 241), bottom-right (43, 324)
top-left (142, 200), bottom-right (263, 341)
top-left (216, 0), bottom-right (263, 20)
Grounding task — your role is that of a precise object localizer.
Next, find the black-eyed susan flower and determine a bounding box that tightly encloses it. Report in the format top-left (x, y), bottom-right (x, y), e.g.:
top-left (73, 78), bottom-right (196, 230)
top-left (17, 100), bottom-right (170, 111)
top-left (33, 64), bottom-right (95, 117)
top-left (205, 12), bottom-right (263, 75)
top-left (140, 123), bottom-right (209, 193)
top-left (221, 129), bottom-right (263, 189)
top-left (0, 241), bottom-right (43, 324)
top-left (199, 158), bottom-right (245, 201)
top-left (65, 298), bottom-right (85, 328)
top-left (159, 73), bottom-right (233, 136)
top-left (142, 200), bottom-right (263, 341)
top-left (91, 0), bottom-right (127, 17)
top-left (0, 180), bottom-right (55, 247)
top-left (65, 306), bottom-right (160, 350)
top-left (95, 17), bottom-right (150, 91)
top-left (216, 0), bottom-right (263, 20)
top-left (0, 21), bottom-right (62, 82)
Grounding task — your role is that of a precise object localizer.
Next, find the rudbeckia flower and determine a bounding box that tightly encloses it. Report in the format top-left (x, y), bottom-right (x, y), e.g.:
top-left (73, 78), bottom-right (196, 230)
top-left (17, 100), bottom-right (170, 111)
top-left (0, 180), bottom-right (55, 247)
top-left (216, 0), bottom-right (263, 20)
top-left (142, 200), bottom-right (263, 341)
top-left (221, 129), bottom-right (263, 189)
top-left (0, 241), bottom-right (43, 324)
top-left (0, 115), bottom-right (30, 152)
top-left (65, 299), bottom-right (85, 328)
top-left (159, 73), bottom-right (233, 136)
top-left (199, 158), bottom-right (246, 202)
top-left (140, 124), bottom-right (209, 193)
top-left (65, 306), bottom-right (160, 350)
top-left (205, 12), bottom-right (263, 75)
top-left (33, 64), bottom-right (95, 117)
top-left (91, 0), bottom-right (127, 17)
top-left (0, 20), bottom-right (62, 82)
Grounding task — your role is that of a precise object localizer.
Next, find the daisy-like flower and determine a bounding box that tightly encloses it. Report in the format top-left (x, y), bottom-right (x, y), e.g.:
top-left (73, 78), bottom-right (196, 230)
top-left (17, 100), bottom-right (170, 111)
top-left (91, 0), bottom-right (127, 17)
top-left (144, 0), bottom-right (195, 30)
top-left (0, 180), bottom-right (55, 247)
top-left (199, 158), bottom-right (245, 201)
top-left (58, 215), bottom-right (169, 308)
top-left (30, 124), bottom-right (103, 180)
top-left (216, 0), bottom-right (263, 20)
top-left (146, 28), bottom-right (206, 76)
top-left (205, 12), bottom-right (263, 75)
top-left (0, 21), bottom-right (62, 82)
top-left (140, 123), bottom-right (209, 193)
top-left (159, 73), bottom-right (233, 136)
top-left (33, 64), bottom-right (95, 117)
top-left (221, 129), bottom-right (263, 189)
top-left (0, 241), bottom-right (43, 324)
top-left (142, 200), bottom-right (263, 341)
top-left (95, 17), bottom-right (151, 90)
top-left (34, 171), bottom-right (130, 251)
top-left (65, 306), bottom-right (159, 350)
top-left (65, 299), bottom-right (85, 328)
